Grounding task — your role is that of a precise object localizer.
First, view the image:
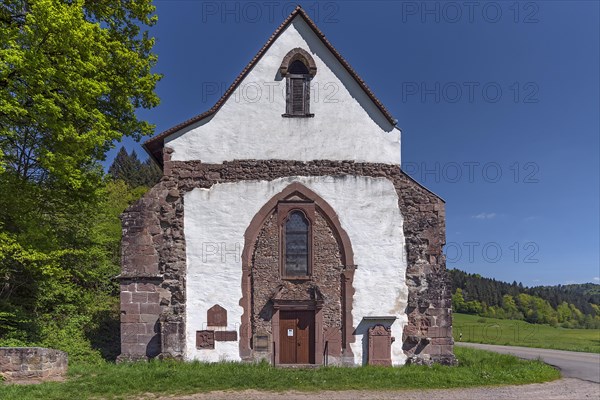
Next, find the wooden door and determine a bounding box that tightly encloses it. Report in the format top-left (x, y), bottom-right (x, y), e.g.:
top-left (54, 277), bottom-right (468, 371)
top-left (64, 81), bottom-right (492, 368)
top-left (279, 313), bottom-right (297, 364)
top-left (279, 311), bottom-right (315, 364)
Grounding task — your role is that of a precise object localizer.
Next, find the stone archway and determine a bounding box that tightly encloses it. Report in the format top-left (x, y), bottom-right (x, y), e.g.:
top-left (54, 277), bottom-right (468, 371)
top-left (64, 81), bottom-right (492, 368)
top-left (239, 182), bottom-right (355, 364)
top-left (279, 48), bottom-right (317, 77)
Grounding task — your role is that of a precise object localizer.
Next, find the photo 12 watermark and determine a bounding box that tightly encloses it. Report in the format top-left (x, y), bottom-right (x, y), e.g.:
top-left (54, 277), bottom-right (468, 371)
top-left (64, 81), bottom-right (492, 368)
top-left (400, 1), bottom-right (540, 24)
top-left (401, 161), bottom-right (540, 184)
top-left (201, 242), bottom-right (242, 263)
top-left (401, 81), bottom-right (540, 104)
top-left (445, 241), bottom-right (540, 264)
top-left (200, 1), bottom-right (340, 24)
top-left (201, 81), bottom-right (340, 104)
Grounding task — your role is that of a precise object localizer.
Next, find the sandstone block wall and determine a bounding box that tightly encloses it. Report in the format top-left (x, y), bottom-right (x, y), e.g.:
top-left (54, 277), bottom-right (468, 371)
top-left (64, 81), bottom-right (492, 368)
top-left (0, 347), bottom-right (67, 381)
top-left (118, 279), bottom-right (162, 361)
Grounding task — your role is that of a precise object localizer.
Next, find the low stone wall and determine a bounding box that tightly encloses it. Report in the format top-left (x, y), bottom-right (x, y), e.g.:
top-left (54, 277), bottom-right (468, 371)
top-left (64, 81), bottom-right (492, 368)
top-left (0, 347), bottom-right (68, 381)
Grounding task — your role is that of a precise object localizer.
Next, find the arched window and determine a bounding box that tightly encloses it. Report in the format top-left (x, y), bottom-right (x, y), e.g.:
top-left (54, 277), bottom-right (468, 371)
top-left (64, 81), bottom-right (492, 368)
top-left (280, 48), bottom-right (316, 118)
top-left (283, 210), bottom-right (310, 277)
top-left (287, 61), bottom-right (310, 116)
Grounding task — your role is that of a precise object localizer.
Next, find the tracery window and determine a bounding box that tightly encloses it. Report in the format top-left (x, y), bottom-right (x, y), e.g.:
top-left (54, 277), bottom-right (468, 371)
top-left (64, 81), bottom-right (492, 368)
top-left (284, 210), bottom-right (310, 277)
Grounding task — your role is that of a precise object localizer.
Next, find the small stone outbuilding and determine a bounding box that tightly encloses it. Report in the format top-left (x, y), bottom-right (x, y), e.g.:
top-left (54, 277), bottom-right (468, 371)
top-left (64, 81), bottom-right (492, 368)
top-left (118, 6), bottom-right (456, 366)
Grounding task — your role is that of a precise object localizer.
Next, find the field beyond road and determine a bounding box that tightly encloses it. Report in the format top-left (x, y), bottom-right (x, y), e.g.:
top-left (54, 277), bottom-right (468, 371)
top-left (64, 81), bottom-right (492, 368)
top-left (453, 313), bottom-right (600, 353)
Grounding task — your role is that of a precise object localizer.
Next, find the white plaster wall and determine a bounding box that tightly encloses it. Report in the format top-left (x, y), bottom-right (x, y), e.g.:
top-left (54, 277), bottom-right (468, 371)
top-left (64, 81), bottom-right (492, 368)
top-left (184, 176), bottom-right (408, 365)
top-left (166, 17), bottom-right (400, 165)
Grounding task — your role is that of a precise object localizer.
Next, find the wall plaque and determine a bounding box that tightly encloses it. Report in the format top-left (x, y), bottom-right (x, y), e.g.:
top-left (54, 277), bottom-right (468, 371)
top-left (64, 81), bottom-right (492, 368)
top-left (207, 304), bottom-right (227, 327)
top-left (196, 330), bottom-right (215, 349)
top-left (214, 330), bottom-right (237, 341)
top-left (254, 335), bottom-right (269, 352)
top-left (368, 324), bottom-right (394, 366)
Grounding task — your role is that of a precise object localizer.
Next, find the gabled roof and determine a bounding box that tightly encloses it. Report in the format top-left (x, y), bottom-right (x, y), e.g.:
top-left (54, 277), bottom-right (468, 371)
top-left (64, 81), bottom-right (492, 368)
top-left (144, 6), bottom-right (396, 166)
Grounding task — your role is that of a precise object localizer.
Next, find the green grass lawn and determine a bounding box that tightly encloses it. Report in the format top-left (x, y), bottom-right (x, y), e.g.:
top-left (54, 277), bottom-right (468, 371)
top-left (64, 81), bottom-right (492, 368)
top-left (0, 347), bottom-right (559, 400)
top-left (453, 313), bottom-right (600, 353)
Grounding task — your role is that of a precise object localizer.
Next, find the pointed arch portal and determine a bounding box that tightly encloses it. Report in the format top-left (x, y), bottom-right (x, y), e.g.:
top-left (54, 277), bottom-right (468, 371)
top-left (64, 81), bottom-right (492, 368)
top-left (239, 182), bottom-right (355, 364)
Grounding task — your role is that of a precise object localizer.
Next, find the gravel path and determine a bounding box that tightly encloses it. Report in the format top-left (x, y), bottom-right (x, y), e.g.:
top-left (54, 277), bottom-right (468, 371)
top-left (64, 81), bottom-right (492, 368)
top-left (153, 378), bottom-right (599, 400)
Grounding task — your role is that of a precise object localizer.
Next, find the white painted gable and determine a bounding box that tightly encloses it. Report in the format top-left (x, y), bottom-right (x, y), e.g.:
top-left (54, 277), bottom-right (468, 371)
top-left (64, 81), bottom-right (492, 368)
top-left (165, 16), bottom-right (401, 165)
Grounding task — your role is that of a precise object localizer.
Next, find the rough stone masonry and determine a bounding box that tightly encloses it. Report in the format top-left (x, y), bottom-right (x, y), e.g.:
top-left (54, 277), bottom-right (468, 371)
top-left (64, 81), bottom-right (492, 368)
top-left (118, 154), bottom-right (457, 366)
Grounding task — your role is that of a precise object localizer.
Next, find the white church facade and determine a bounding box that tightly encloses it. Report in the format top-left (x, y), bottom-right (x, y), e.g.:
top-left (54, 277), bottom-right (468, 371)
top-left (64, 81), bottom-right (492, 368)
top-left (118, 6), bottom-right (455, 366)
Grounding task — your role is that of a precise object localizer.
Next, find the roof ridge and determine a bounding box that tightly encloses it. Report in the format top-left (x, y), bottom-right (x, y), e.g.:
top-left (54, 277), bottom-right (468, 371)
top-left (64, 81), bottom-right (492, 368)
top-left (144, 5), bottom-right (396, 166)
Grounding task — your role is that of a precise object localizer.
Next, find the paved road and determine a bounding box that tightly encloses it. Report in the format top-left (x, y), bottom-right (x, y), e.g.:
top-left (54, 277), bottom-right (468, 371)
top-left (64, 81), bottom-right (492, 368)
top-left (456, 342), bottom-right (600, 383)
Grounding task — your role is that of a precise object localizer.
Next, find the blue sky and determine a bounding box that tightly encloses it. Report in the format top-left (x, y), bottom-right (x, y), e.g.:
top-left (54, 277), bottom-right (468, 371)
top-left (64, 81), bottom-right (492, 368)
top-left (105, 1), bottom-right (599, 286)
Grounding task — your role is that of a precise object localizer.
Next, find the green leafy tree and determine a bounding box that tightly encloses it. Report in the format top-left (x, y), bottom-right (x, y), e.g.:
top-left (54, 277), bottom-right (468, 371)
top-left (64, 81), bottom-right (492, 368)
top-left (502, 294), bottom-right (518, 316)
top-left (569, 304), bottom-right (584, 323)
top-left (0, 179), bottom-right (150, 361)
top-left (1, 0), bottom-right (160, 192)
top-left (463, 300), bottom-right (483, 314)
top-left (557, 301), bottom-right (572, 323)
top-left (0, 0), bottom-right (160, 361)
top-left (452, 288), bottom-right (466, 312)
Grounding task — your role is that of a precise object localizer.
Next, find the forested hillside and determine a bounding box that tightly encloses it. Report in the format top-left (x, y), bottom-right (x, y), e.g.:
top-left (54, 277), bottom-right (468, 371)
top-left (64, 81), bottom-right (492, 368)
top-left (449, 269), bottom-right (600, 329)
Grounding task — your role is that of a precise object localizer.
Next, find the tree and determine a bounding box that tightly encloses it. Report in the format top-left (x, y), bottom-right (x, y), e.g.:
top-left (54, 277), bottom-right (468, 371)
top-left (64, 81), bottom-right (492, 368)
top-left (502, 294), bottom-right (518, 316)
top-left (108, 146), bottom-right (161, 188)
top-left (0, 0), bottom-right (160, 261)
top-left (557, 301), bottom-right (571, 323)
top-left (452, 288), bottom-right (466, 312)
top-left (0, 179), bottom-right (149, 360)
top-left (140, 157), bottom-right (162, 187)
top-left (0, 0), bottom-right (160, 361)
top-left (1, 0), bottom-right (160, 192)
top-left (108, 147), bottom-right (142, 187)
top-left (463, 300), bottom-right (483, 314)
